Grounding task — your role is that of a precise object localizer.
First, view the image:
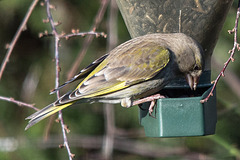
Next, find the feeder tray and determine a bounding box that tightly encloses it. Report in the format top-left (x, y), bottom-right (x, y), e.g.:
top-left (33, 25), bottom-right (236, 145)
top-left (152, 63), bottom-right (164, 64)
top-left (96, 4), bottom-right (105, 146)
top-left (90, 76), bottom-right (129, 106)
top-left (139, 84), bottom-right (216, 137)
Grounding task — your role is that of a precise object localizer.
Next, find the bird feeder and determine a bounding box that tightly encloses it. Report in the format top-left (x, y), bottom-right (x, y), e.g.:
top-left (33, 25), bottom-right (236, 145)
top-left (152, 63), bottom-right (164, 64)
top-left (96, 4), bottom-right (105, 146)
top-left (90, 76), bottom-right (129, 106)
top-left (116, 0), bottom-right (233, 137)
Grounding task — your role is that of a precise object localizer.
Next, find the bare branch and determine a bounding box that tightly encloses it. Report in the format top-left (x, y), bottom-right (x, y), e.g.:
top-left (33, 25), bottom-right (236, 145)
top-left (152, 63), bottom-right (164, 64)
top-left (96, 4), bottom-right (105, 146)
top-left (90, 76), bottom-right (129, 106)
top-left (40, 0), bottom-right (109, 158)
top-left (60, 31), bottom-right (107, 40)
top-left (39, 30), bottom-right (106, 39)
top-left (58, 110), bottom-right (75, 159)
top-left (0, 96), bottom-right (38, 111)
top-left (201, 0), bottom-right (240, 103)
top-left (212, 57), bottom-right (240, 99)
top-left (102, 1), bottom-right (118, 159)
top-left (67, 0), bottom-right (110, 80)
top-left (45, 0), bottom-right (73, 159)
top-left (0, 0), bottom-right (39, 80)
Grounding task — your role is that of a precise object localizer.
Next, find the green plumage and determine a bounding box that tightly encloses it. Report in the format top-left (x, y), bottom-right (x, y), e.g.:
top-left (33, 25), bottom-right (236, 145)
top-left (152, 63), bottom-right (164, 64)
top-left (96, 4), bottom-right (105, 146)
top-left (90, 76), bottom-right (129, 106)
top-left (25, 33), bottom-right (204, 130)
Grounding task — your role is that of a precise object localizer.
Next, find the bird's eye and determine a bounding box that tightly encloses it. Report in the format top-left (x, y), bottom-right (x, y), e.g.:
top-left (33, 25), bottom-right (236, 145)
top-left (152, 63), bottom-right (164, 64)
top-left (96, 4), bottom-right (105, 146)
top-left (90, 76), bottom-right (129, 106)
top-left (193, 65), bottom-right (199, 70)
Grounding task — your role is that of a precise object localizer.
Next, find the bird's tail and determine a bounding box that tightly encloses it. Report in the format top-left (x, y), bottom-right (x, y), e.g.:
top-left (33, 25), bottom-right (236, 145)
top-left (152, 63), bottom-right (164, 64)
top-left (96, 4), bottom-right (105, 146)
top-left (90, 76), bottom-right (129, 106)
top-left (25, 102), bottom-right (73, 130)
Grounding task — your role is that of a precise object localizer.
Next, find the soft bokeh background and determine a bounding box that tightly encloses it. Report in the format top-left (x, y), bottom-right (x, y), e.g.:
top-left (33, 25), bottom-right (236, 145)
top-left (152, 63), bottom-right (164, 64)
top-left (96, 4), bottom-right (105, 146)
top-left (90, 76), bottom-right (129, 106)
top-left (0, 0), bottom-right (240, 159)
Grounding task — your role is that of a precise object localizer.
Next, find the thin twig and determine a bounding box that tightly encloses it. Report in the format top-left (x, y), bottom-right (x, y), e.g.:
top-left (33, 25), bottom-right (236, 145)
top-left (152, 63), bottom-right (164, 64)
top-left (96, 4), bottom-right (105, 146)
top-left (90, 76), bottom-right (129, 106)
top-left (201, 1), bottom-right (240, 103)
top-left (39, 30), bottom-right (106, 39)
top-left (60, 31), bottom-right (107, 40)
top-left (42, 0), bottom-right (108, 158)
top-left (178, 10), bottom-right (182, 33)
top-left (0, 96), bottom-right (38, 111)
top-left (67, 0), bottom-right (109, 80)
top-left (45, 0), bottom-right (74, 159)
top-left (212, 57), bottom-right (240, 99)
top-left (58, 110), bottom-right (75, 158)
top-left (0, 0), bottom-right (39, 80)
top-left (102, 1), bottom-right (118, 158)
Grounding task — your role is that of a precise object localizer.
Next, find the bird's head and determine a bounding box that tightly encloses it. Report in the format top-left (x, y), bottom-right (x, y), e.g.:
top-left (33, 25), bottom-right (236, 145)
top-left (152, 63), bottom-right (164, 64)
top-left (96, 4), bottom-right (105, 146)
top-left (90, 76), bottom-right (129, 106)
top-left (170, 33), bottom-right (204, 90)
top-left (185, 62), bottom-right (203, 90)
top-left (183, 37), bottom-right (204, 91)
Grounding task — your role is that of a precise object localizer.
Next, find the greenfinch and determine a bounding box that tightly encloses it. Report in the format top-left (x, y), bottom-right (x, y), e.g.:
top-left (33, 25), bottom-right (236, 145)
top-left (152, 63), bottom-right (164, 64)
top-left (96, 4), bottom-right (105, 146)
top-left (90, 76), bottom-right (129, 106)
top-left (25, 33), bottom-right (204, 130)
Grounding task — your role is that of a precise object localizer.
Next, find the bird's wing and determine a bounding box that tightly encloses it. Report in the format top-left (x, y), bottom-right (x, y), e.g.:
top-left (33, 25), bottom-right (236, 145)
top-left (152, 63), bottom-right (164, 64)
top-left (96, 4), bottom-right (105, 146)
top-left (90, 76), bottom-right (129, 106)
top-left (57, 41), bottom-right (170, 104)
top-left (25, 42), bottom-right (170, 129)
top-left (50, 54), bottom-right (109, 94)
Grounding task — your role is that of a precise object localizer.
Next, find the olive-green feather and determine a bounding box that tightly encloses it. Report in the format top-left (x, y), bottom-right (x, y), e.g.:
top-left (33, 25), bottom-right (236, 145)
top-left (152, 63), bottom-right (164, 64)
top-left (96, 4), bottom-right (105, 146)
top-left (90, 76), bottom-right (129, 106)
top-left (51, 54), bottom-right (109, 94)
top-left (68, 42), bottom-right (170, 100)
top-left (25, 33), bottom-right (205, 130)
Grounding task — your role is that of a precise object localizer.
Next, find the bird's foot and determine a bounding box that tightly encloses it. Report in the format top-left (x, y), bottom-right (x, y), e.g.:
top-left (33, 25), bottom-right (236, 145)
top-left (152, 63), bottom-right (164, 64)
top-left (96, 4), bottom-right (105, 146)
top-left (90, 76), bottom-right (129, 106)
top-left (133, 93), bottom-right (165, 116)
top-left (148, 100), bottom-right (156, 118)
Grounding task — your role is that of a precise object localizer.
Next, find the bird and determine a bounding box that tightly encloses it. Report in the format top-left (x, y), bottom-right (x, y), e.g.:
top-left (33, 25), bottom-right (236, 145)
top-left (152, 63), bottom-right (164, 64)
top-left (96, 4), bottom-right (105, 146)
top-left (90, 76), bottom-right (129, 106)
top-left (25, 33), bottom-right (204, 130)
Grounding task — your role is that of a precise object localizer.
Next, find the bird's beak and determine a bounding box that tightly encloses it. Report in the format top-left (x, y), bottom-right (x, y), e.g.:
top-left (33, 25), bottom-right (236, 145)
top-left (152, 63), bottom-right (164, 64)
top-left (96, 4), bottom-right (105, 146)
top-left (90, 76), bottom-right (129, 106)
top-left (185, 74), bottom-right (199, 90)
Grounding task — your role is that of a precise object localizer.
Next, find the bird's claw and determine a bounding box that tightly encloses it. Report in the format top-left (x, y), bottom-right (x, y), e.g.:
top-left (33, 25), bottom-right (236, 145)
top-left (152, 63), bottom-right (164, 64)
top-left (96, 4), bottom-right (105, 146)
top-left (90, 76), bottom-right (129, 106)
top-left (133, 93), bottom-right (165, 118)
top-left (148, 100), bottom-right (157, 118)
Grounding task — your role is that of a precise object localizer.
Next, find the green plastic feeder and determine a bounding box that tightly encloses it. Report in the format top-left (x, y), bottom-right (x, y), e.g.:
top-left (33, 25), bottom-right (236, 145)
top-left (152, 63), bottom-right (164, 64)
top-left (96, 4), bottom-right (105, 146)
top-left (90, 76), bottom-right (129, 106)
top-left (139, 85), bottom-right (216, 137)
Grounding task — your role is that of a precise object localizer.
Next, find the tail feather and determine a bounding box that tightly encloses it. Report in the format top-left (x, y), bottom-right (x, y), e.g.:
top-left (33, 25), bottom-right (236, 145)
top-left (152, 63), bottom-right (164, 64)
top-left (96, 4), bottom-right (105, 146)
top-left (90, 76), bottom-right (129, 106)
top-left (25, 102), bottom-right (73, 130)
top-left (25, 103), bottom-right (53, 120)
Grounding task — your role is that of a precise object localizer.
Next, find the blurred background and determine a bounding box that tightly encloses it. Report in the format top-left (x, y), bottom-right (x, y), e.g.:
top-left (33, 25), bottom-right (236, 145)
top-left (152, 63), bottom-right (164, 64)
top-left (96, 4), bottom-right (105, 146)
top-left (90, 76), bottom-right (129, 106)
top-left (0, 0), bottom-right (240, 159)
